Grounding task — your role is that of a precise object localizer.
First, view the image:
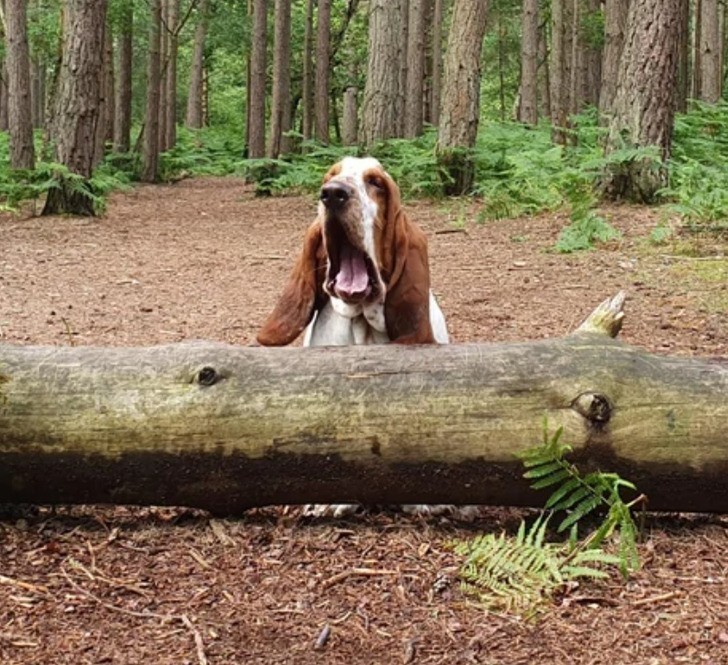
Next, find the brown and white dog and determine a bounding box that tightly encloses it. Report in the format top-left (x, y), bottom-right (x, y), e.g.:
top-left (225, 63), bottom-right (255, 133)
top-left (257, 156), bottom-right (449, 348)
top-left (258, 157), bottom-right (456, 518)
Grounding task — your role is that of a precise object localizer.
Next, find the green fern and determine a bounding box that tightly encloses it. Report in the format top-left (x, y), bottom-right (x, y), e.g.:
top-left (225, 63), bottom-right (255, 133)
top-left (451, 422), bottom-right (642, 616)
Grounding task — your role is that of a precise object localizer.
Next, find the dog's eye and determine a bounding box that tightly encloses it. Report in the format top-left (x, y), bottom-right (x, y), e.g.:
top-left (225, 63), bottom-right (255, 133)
top-left (366, 175), bottom-right (383, 190)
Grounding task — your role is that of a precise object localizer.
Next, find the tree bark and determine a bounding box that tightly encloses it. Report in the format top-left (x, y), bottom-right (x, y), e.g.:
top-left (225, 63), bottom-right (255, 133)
top-left (185, 0), bottom-right (207, 129)
top-left (314, 0), bottom-right (331, 143)
top-left (599, 0), bottom-right (629, 122)
top-left (1, 295), bottom-right (727, 515)
top-left (141, 0), bottom-right (162, 183)
top-left (698, 0), bottom-right (721, 102)
top-left (675, 0), bottom-right (690, 113)
top-left (537, 16), bottom-right (551, 118)
top-left (397, 0), bottom-right (409, 136)
top-left (30, 57), bottom-right (45, 129)
top-left (114, 1), bottom-right (132, 151)
top-left (6, 0), bottom-right (36, 169)
top-left (158, 0), bottom-right (169, 152)
top-left (601, 0), bottom-right (681, 203)
top-left (342, 86), bottom-right (358, 145)
top-left (302, 0), bottom-right (314, 141)
top-left (163, 0), bottom-right (179, 151)
top-left (0, 62), bottom-right (9, 131)
top-left (435, 0), bottom-right (489, 195)
top-left (692, 0), bottom-right (702, 99)
top-left (430, 0), bottom-right (443, 126)
top-left (404, 0), bottom-right (426, 137)
top-left (519, 0), bottom-right (539, 125)
top-left (247, 0), bottom-right (267, 158)
top-left (42, 0), bottom-right (107, 215)
top-left (361, 0), bottom-right (403, 149)
top-left (93, 19), bottom-right (114, 167)
top-left (550, 0), bottom-right (573, 143)
top-left (267, 0), bottom-right (292, 158)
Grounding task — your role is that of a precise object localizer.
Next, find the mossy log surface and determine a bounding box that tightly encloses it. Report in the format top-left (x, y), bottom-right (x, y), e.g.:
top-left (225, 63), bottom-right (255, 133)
top-left (1, 304), bottom-right (727, 514)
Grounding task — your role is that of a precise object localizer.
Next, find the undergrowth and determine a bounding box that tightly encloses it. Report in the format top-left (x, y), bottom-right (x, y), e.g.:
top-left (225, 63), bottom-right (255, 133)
top-left (1, 103), bottom-right (727, 242)
top-left (450, 423), bottom-right (642, 618)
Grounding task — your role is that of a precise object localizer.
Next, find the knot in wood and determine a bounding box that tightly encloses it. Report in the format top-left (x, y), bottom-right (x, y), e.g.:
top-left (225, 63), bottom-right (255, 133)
top-left (197, 366), bottom-right (219, 386)
top-left (572, 392), bottom-right (612, 424)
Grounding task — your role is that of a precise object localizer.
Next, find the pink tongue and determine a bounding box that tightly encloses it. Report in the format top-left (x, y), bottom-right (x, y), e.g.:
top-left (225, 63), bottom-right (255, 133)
top-left (336, 245), bottom-right (369, 294)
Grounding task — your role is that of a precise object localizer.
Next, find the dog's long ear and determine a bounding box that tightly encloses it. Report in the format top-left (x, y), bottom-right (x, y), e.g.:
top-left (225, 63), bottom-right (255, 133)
top-left (257, 221), bottom-right (326, 346)
top-left (380, 175), bottom-right (435, 345)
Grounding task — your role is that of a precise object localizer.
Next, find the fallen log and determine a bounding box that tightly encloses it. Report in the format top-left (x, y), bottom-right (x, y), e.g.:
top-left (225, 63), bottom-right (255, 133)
top-left (0, 293), bottom-right (727, 514)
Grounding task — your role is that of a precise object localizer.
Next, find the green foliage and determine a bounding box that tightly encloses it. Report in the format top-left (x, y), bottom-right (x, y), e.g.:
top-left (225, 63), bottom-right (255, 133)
top-left (451, 424), bottom-right (641, 617)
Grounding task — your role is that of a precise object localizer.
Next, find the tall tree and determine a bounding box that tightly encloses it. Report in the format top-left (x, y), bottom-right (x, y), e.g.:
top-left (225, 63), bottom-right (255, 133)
top-left (247, 0), bottom-right (267, 157)
top-left (361, 0), bottom-right (403, 149)
top-left (601, 0), bottom-right (681, 203)
top-left (5, 0), bottom-right (36, 169)
top-left (158, 0), bottom-right (169, 152)
top-left (163, 0), bottom-right (180, 150)
top-left (537, 14), bottom-right (551, 118)
top-left (302, 0), bottom-right (314, 140)
top-left (518, 0), bottom-right (539, 125)
top-left (0, 64), bottom-right (8, 131)
top-left (94, 19), bottom-right (114, 166)
top-left (397, 0), bottom-right (408, 135)
top-left (698, 0), bottom-right (721, 102)
top-left (267, 0), bottom-right (291, 157)
top-left (186, 0), bottom-right (208, 128)
top-left (141, 0), bottom-right (162, 183)
top-left (692, 0), bottom-right (702, 98)
top-left (404, 0), bottom-right (425, 137)
top-left (114, 1), bottom-right (133, 151)
top-left (435, 0), bottom-right (489, 194)
top-left (314, 0), bottom-right (331, 143)
top-left (430, 0), bottom-right (444, 126)
top-left (675, 0), bottom-right (690, 112)
top-left (43, 0), bottom-right (107, 215)
top-left (599, 0), bottom-right (629, 120)
top-left (550, 0), bottom-right (574, 143)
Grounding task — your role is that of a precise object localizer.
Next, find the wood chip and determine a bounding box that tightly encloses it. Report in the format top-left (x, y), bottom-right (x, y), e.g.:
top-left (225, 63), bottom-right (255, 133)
top-left (314, 623), bottom-right (331, 650)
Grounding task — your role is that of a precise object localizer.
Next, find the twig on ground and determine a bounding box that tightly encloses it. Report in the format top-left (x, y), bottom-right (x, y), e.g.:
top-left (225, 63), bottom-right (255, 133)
top-left (632, 591), bottom-right (679, 607)
top-left (321, 567), bottom-right (398, 589)
top-left (314, 623), bottom-right (331, 650)
top-left (0, 574), bottom-right (49, 596)
top-left (181, 614), bottom-right (209, 665)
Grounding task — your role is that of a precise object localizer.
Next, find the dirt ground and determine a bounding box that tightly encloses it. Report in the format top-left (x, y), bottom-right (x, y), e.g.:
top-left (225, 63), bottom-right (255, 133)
top-left (1, 177), bottom-right (727, 664)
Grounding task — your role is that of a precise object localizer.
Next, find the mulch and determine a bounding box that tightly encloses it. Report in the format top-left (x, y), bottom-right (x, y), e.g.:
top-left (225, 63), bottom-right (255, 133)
top-left (1, 177), bottom-right (727, 664)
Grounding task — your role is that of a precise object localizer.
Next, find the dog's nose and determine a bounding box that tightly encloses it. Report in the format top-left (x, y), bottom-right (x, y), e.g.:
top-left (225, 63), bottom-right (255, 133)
top-left (320, 182), bottom-right (351, 210)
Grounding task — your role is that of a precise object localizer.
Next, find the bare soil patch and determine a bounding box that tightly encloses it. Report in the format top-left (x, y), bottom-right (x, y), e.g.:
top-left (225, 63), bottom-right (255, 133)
top-left (1, 177), bottom-right (727, 664)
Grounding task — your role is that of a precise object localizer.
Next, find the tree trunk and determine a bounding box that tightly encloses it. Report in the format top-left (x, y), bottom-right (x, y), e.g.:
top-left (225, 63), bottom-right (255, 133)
top-left (342, 86), bottom-right (358, 145)
top-left (93, 19), bottom-right (113, 167)
top-left (601, 0), bottom-right (681, 203)
top-left (699, 0), bottom-right (721, 102)
top-left (302, 0), bottom-right (315, 141)
top-left (550, 0), bottom-right (573, 143)
top-left (6, 0), bottom-right (36, 169)
top-left (42, 0), bottom-right (107, 215)
top-left (599, 0), bottom-right (629, 121)
top-left (30, 57), bottom-right (44, 129)
top-left (267, 0), bottom-right (292, 158)
top-left (185, 0), bottom-right (207, 129)
top-left (675, 0), bottom-right (690, 113)
top-left (397, 0), bottom-right (409, 136)
top-left (361, 0), bottom-right (403, 149)
top-left (430, 0), bottom-right (443, 126)
top-left (1, 295), bottom-right (728, 515)
top-left (537, 16), bottom-right (551, 118)
top-left (163, 0), bottom-right (179, 151)
top-left (0, 62), bottom-right (8, 131)
top-left (114, 1), bottom-right (132, 152)
top-left (247, 0), bottom-right (267, 158)
top-left (519, 0), bottom-right (539, 125)
top-left (158, 0), bottom-right (169, 152)
top-left (435, 0), bottom-right (489, 195)
top-left (404, 0), bottom-right (426, 137)
top-left (692, 0), bottom-right (702, 99)
top-left (314, 0), bottom-right (331, 143)
top-left (141, 0), bottom-right (162, 183)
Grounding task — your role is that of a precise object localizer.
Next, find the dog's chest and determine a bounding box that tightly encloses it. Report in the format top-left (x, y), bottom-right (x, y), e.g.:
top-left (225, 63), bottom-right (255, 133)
top-left (304, 299), bottom-right (389, 346)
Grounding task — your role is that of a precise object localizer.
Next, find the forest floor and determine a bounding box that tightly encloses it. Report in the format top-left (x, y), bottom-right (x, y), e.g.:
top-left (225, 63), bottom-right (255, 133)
top-left (1, 177), bottom-right (727, 664)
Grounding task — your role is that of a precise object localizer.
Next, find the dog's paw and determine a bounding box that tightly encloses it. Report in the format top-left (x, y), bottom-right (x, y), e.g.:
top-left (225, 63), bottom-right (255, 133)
top-left (302, 503), bottom-right (361, 518)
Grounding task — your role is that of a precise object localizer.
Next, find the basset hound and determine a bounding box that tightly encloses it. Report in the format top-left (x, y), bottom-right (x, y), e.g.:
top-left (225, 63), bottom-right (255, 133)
top-left (258, 157), bottom-right (463, 519)
top-left (257, 156), bottom-right (449, 348)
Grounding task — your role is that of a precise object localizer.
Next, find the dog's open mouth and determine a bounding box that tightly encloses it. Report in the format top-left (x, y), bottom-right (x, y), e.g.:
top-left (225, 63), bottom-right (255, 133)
top-left (325, 227), bottom-right (379, 303)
